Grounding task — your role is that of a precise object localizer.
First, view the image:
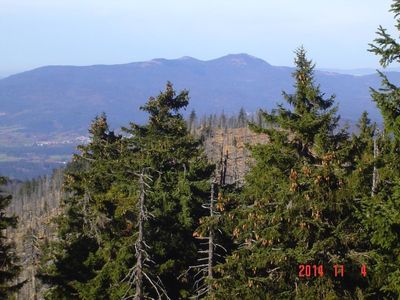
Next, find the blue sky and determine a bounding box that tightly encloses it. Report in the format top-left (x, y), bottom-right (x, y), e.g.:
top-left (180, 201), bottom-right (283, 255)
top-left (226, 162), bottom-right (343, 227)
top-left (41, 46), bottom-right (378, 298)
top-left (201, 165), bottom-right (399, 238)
top-left (0, 0), bottom-right (395, 75)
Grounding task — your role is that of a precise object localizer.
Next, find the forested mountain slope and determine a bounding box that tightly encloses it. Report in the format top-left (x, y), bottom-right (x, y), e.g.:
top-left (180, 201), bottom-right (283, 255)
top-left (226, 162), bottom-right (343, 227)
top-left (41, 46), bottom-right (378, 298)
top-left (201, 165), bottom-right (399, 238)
top-left (1, 54), bottom-right (398, 141)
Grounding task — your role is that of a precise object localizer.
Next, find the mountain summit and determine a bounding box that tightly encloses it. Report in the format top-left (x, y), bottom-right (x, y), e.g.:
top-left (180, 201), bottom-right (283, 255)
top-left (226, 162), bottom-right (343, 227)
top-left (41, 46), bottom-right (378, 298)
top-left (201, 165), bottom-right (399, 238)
top-left (211, 53), bottom-right (271, 66)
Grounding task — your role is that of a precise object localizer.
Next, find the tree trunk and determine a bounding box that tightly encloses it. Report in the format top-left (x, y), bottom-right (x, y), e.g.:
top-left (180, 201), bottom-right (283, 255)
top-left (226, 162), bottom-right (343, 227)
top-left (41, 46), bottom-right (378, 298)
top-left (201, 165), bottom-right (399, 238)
top-left (372, 131), bottom-right (379, 197)
top-left (135, 172), bottom-right (145, 300)
top-left (208, 182), bottom-right (215, 295)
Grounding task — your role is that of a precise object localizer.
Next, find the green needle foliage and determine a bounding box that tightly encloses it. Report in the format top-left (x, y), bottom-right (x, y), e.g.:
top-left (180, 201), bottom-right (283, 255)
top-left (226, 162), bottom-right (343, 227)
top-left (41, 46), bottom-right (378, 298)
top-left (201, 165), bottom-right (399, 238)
top-left (0, 176), bottom-right (21, 299)
top-left (348, 112), bottom-right (377, 200)
top-left (38, 113), bottom-right (121, 299)
top-left (33, 2), bottom-right (400, 295)
top-left (362, 0), bottom-right (400, 297)
top-left (39, 83), bottom-right (214, 299)
top-left (110, 82), bottom-right (214, 299)
top-left (212, 48), bottom-right (369, 299)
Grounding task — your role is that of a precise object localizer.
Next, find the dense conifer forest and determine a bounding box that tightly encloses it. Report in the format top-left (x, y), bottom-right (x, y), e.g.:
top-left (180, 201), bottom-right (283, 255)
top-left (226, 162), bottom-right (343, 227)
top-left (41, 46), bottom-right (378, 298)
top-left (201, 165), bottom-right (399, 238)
top-left (1, 1), bottom-right (400, 299)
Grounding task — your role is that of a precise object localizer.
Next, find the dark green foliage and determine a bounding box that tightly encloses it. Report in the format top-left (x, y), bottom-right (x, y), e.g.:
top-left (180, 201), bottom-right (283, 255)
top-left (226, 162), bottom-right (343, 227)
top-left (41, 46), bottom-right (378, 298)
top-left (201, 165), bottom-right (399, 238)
top-left (348, 112), bottom-right (377, 198)
top-left (0, 176), bottom-right (21, 299)
top-left (30, 6), bottom-right (400, 294)
top-left (40, 84), bottom-right (214, 299)
top-left (39, 113), bottom-right (121, 299)
top-left (369, 0), bottom-right (400, 138)
top-left (107, 82), bottom-right (214, 298)
top-left (212, 48), bottom-right (368, 299)
top-left (362, 1), bottom-right (400, 296)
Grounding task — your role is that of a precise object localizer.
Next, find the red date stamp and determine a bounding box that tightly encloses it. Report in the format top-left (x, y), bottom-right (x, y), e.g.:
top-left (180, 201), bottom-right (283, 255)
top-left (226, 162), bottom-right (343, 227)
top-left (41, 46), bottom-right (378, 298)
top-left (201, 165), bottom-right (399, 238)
top-left (298, 264), bottom-right (324, 277)
top-left (298, 264), bottom-right (367, 278)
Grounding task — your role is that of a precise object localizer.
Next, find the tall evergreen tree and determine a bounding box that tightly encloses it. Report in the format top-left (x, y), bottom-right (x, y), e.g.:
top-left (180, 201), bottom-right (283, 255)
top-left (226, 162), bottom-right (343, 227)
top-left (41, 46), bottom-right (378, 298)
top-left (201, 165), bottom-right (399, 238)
top-left (0, 176), bottom-right (21, 299)
top-left (212, 48), bottom-right (368, 298)
top-left (39, 113), bottom-right (121, 299)
top-left (349, 112), bottom-right (377, 199)
top-left (47, 83), bottom-right (214, 299)
top-left (112, 82), bottom-right (214, 299)
top-left (362, 0), bottom-right (400, 296)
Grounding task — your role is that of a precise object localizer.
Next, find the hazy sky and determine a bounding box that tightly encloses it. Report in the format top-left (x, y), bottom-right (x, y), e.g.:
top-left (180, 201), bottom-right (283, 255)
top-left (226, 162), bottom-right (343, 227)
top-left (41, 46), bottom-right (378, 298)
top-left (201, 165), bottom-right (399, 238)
top-left (0, 0), bottom-right (396, 75)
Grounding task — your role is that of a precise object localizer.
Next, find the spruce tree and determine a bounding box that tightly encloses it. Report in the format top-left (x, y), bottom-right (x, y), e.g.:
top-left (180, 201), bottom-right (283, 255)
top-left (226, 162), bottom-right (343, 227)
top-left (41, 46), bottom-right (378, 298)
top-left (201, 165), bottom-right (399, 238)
top-left (119, 82), bottom-right (214, 299)
top-left (39, 113), bottom-right (121, 299)
top-left (362, 0), bottom-right (400, 296)
top-left (0, 176), bottom-right (21, 299)
top-left (69, 83), bottom-right (214, 299)
top-left (212, 48), bottom-right (368, 298)
top-left (349, 112), bottom-right (377, 199)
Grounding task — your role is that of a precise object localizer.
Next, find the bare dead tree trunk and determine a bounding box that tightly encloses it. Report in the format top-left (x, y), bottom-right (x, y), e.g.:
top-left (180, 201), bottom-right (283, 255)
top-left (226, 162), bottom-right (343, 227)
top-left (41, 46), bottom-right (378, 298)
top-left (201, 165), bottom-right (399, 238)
top-left (122, 170), bottom-right (170, 300)
top-left (181, 178), bottom-right (222, 298)
top-left (135, 172), bottom-right (145, 300)
top-left (27, 214), bottom-right (39, 300)
top-left (219, 149), bottom-right (228, 186)
top-left (207, 182), bottom-right (215, 295)
top-left (233, 139), bottom-right (239, 186)
top-left (30, 232), bottom-right (37, 300)
top-left (31, 268), bottom-right (37, 300)
top-left (372, 130), bottom-right (379, 197)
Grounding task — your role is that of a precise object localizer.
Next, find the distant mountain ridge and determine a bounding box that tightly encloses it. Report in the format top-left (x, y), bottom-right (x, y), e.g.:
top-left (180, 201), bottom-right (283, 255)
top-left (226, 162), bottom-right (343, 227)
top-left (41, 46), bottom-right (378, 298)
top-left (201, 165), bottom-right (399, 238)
top-left (1, 53), bottom-right (399, 143)
top-left (319, 67), bottom-right (400, 76)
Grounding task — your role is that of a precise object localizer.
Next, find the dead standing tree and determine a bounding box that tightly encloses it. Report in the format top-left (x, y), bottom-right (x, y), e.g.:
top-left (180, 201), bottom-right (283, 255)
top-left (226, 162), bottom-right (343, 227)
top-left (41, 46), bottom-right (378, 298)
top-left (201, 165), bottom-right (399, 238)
top-left (184, 180), bottom-right (217, 298)
top-left (185, 168), bottom-right (227, 298)
top-left (219, 147), bottom-right (228, 186)
top-left (24, 213), bottom-right (42, 300)
top-left (135, 172), bottom-right (146, 299)
top-left (371, 128), bottom-right (380, 197)
top-left (204, 181), bottom-right (216, 297)
top-left (122, 170), bottom-right (170, 300)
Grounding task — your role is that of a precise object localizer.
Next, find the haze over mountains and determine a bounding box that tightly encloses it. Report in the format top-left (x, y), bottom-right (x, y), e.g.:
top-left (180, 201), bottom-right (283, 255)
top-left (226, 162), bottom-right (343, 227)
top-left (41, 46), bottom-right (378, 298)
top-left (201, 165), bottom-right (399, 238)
top-left (1, 53), bottom-right (400, 179)
top-left (1, 53), bottom-right (399, 143)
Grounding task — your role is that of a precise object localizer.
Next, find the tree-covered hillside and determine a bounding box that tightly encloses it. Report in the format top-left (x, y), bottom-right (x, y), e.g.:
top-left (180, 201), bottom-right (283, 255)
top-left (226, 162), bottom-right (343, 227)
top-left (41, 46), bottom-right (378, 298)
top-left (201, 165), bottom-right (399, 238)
top-left (2, 1), bottom-right (400, 298)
